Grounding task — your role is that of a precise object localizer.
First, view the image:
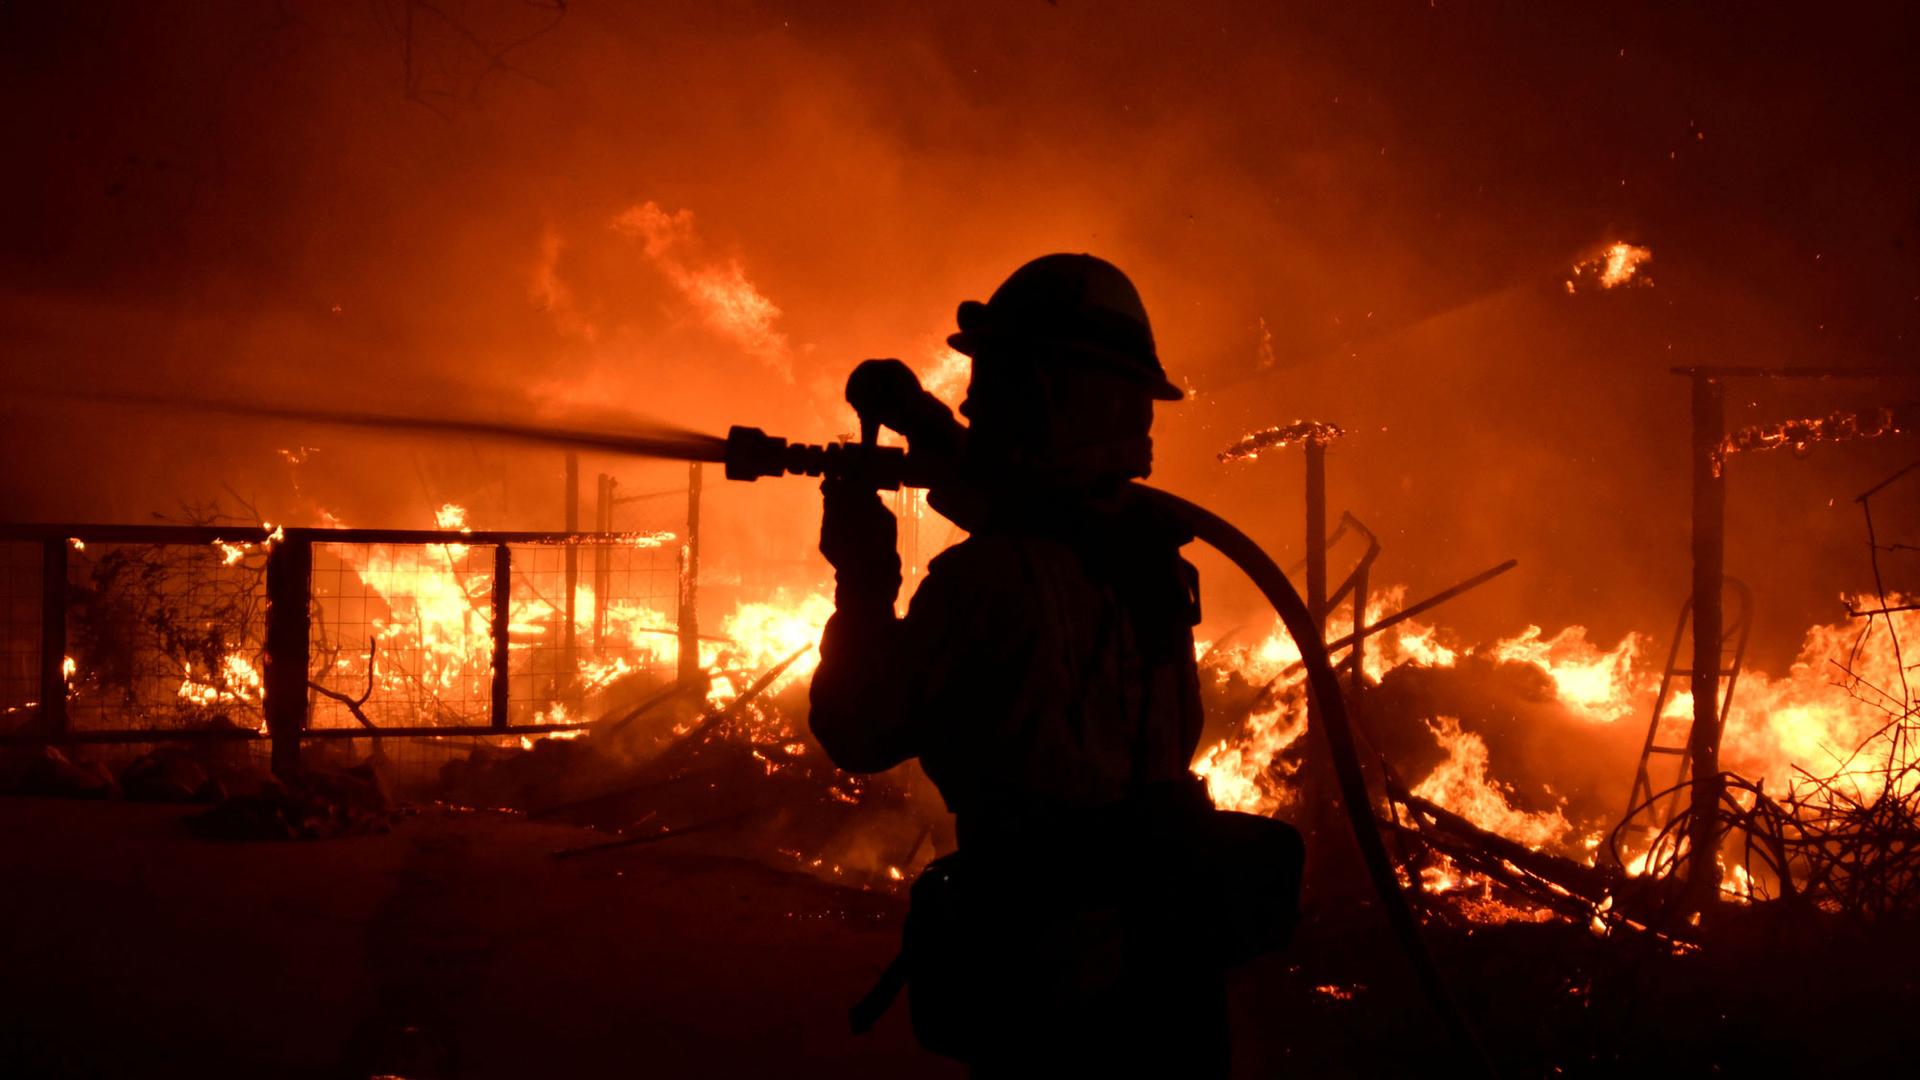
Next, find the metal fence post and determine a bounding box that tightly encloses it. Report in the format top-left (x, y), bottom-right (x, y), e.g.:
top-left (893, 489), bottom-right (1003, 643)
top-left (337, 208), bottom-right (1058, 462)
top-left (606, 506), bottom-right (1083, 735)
top-left (39, 539), bottom-right (67, 736)
top-left (263, 537), bottom-right (312, 776)
top-left (593, 474), bottom-right (613, 653)
top-left (1305, 440), bottom-right (1328, 631)
top-left (492, 543), bottom-right (511, 729)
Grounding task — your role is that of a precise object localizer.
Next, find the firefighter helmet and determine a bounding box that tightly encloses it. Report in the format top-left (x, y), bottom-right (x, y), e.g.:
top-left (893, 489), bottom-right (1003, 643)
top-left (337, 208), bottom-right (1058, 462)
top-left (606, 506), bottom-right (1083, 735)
top-left (946, 254), bottom-right (1183, 401)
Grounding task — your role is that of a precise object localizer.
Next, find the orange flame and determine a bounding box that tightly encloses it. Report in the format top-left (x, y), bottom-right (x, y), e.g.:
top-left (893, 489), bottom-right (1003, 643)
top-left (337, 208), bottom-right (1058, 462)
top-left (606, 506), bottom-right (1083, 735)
top-left (1566, 242), bottom-right (1653, 292)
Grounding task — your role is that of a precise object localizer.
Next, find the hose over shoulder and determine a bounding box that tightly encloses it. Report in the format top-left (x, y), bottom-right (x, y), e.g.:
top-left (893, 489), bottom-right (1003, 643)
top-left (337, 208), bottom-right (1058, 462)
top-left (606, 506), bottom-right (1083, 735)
top-left (1132, 483), bottom-right (1490, 1074)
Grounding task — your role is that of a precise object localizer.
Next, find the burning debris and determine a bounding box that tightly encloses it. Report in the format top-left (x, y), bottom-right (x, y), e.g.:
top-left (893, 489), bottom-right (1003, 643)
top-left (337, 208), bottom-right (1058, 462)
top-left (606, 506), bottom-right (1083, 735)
top-left (1719, 404), bottom-right (1908, 465)
top-left (1565, 241), bottom-right (1654, 293)
top-left (1216, 420), bottom-right (1346, 463)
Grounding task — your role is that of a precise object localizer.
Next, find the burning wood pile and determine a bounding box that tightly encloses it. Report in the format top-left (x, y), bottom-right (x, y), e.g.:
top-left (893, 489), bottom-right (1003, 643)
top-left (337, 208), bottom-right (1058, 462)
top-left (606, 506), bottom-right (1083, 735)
top-left (1200, 414), bottom-right (1920, 948)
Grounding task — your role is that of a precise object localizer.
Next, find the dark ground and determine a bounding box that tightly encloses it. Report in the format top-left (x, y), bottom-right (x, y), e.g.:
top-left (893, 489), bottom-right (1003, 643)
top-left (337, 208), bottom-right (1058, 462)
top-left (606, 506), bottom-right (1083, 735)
top-left (4, 796), bottom-right (1916, 1078)
top-left (0, 798), bottom-right (946, 1079)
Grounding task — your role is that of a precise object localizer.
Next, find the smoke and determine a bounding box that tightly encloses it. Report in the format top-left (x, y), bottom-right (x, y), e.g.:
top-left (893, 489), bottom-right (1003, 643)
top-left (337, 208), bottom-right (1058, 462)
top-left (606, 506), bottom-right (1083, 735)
top-left (1, 0), bottom-right (1917, 658)
top-left (608, 202), bottom-right (794, 379)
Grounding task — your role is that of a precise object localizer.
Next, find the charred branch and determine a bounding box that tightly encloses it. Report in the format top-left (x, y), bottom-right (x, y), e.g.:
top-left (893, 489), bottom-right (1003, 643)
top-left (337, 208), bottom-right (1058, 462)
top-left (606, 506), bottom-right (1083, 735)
top-left (307, 638), bottom-right (380, 729)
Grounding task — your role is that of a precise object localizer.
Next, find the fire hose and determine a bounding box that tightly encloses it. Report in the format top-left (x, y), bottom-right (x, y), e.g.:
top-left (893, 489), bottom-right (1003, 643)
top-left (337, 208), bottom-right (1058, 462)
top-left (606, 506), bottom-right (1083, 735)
top-left (1141, 484), bottom-right (1486, 1070)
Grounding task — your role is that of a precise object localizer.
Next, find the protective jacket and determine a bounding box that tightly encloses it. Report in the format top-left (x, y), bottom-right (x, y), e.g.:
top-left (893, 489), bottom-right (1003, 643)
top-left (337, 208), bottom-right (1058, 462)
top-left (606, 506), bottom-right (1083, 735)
top-left (809, 484), bottom-right (1205, 828)
top-left (813, 482), bottom-right (1234, 1074)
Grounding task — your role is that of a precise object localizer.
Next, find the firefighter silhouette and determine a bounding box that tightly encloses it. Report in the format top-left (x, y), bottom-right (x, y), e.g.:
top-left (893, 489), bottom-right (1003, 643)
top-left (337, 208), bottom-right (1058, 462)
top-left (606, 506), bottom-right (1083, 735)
top-left (812, 255), bottom-right (1284, 1075)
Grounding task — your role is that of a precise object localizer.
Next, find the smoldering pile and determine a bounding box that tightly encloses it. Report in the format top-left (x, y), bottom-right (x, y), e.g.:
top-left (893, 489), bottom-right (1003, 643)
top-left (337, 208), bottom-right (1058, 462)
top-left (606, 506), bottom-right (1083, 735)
top-left (434, 661), bottom-right (946, 887)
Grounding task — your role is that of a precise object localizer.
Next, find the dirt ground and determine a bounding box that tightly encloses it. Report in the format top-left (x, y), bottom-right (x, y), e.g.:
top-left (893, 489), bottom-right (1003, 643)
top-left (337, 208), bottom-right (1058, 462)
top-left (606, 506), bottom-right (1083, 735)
top-left (11, 795), bottom-right (1910, 1078)
top-left (0, 798), bottom-right (952, 1079)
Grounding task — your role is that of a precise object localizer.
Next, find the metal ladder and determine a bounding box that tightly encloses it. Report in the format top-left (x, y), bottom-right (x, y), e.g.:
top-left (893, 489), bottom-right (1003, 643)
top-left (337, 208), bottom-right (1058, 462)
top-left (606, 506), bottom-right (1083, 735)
top-left (1619, 576), bottom-right (1753, 846)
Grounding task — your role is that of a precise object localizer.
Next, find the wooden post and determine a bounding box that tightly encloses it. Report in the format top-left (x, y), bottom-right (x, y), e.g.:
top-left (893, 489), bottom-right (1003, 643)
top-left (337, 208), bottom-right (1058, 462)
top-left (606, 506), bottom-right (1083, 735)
top-left (263, 538), bottom-right (313, 777)
top-left (1305, 440), bottom-right (1328, 631)
top-left (1686, 374), bottom-right (1727, 909)
top-left (492, 543), bottom-right (511, 729)
top-left (1300, 438), bottom-right (1344, 893)
top-left (39, 539), bottom-right (67, 736)
top-left (563, 453), bottom-right (579, 687)
top-left (676, 462), bottom-right (703, 686)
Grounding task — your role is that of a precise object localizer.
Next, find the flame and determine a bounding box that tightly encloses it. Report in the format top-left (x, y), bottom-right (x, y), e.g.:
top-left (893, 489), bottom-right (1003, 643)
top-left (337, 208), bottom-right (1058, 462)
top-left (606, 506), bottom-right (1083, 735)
top-left (1413, 716), bottom-right (1572, 849)
top-left (142, 488), bottom-right (1920, 914)
top-left (716, 591), bottom-right (835, 692)
top-left (1217, 420), bottom-right (1345, 463)
top-left (1713, 598), bottom-right (1917, 798)
top-left (272, 501), bottom-right (837, 734)
top-left (177, 655), bottom-right (263, 707)
top-left (917, 345), bottom-right (972, 405)
top-left (1194, 586), bottom-right (1454, 812)
top-left (1193, 695), bottom-right (1307, 815)
top-left (1487, 625), bottom-right (1645, 723)
top-left (1567, 241), bottom-right (1653, 292)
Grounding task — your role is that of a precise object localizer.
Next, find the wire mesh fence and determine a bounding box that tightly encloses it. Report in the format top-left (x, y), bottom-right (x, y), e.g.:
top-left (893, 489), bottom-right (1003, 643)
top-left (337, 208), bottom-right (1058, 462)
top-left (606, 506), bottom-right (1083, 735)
top-left (308, 540), bottom-right (496, 730)
top-left (0, 527), bottom-right (685, 743)
top-left (502, 539), bottom-right (682, 724)
top-left (306, 537), bottom-right (681, 730)
top-left (1, 457), bottom-right (698, 771)
top-left (63, 538), bottom-right (269, 734)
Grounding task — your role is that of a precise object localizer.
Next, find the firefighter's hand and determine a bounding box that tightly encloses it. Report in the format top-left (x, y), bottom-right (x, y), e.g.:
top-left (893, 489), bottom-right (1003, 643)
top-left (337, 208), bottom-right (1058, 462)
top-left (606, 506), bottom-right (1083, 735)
top-left (845, 359), bottom-right (923, 433)
top-left (820, 475), bottom-right (901, 597)
top-left (846, 357), bottom-right (967, 460)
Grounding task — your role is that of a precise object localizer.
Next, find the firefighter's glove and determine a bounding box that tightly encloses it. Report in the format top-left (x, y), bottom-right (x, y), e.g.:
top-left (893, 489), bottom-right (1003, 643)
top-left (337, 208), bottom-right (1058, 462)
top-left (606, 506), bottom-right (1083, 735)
top-left (845, 359), bottom-right (925, 436)
top-left (820, 475), bottom-right (901, 602)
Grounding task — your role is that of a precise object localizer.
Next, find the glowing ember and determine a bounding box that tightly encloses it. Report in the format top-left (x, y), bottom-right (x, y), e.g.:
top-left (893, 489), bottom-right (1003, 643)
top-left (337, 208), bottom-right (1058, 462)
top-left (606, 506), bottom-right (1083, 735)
top-left (177, 655), bottom-right (263, 708)
top-left (1719, 406), bottom-right (1904, 464)
top-left (1566, 242), bottom-right (1653, 292)
top-left (1217, 420), bottom-right (1345, 463)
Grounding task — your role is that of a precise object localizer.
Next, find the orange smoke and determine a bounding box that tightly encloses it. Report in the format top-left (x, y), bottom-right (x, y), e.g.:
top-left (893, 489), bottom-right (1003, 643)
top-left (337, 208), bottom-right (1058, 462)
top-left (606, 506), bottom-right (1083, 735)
top-left (609, 202), bottom-right (792, 378)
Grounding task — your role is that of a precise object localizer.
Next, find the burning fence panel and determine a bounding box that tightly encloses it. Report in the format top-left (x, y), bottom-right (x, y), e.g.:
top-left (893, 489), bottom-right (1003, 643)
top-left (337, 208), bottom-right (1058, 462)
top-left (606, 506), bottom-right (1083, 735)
top-left (305, 536), bottom-right (683, 731)
top-left (39, 536), bottom-right (268, 737)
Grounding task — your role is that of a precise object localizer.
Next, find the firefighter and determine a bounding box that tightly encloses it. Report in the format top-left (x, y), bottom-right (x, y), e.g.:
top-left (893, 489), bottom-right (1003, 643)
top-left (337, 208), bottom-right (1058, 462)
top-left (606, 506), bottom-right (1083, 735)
top-left (810, 254), bottom-right (1236, 1075)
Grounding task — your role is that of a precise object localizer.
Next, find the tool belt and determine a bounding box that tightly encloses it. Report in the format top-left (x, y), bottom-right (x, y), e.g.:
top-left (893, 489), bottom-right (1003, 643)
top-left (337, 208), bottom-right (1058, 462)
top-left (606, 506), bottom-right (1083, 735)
top-left (848, 780), bottom-right (1303, 1060)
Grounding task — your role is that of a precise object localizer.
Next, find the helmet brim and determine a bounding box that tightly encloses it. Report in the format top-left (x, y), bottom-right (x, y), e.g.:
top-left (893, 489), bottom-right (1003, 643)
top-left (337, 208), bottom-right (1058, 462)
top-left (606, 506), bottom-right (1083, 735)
top-left (946, 326), bottom-right (1186, 402)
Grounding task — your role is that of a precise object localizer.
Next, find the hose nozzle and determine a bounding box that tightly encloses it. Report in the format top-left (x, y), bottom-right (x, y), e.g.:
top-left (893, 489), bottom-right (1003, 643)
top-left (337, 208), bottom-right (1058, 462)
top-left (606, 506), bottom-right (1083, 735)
top-left (724, 425), bottom-right (938, 490)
